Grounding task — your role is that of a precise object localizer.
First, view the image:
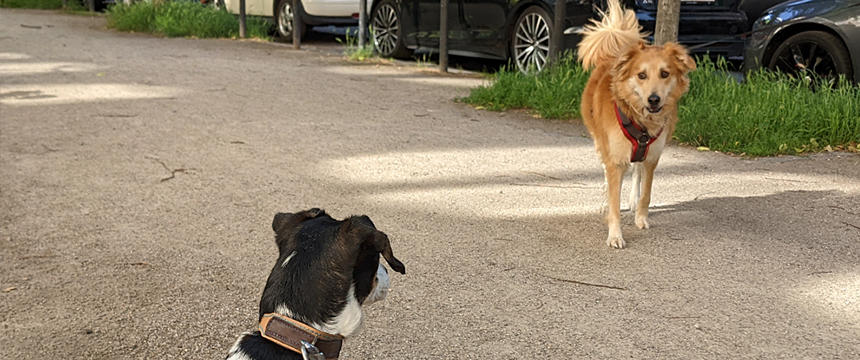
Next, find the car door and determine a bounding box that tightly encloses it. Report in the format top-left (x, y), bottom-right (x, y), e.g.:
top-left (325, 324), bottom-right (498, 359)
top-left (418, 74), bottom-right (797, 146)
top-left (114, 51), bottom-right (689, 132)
top-left (458, 0), bottom-right (508, 58)
top-left (226, 0), bottom-right (269, 16)
top-left (565, 0), bottom-right (596, 33)
top-left (415, 0), bottom-right (464, 49)
top-left (459, 0), bottom-right (595, 59)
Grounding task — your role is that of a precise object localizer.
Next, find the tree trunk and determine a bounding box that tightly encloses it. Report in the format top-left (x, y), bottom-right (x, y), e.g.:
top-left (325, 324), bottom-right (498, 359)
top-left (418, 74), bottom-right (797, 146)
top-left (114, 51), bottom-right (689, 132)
top-left (654, 0), bottom-right (680, 45)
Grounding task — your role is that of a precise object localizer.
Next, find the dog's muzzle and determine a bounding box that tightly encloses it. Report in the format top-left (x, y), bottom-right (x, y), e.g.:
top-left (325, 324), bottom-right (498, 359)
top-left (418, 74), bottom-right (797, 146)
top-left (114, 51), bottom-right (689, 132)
top-left (364, 264), bottom-right (391, 305)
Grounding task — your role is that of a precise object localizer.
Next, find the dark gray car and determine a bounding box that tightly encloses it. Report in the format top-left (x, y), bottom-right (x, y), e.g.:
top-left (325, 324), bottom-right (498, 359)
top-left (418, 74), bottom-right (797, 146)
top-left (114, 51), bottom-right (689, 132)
top-left (744, 0), bottom-right (860, 82)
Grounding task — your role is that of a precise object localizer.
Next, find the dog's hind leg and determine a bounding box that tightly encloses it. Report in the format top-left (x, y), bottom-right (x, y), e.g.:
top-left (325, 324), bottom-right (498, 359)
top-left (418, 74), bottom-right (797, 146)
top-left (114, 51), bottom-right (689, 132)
top-left (628, 162), bottom-right (642, 214)
top-left (634, 160), bottom-right (658, 230)
top-left (604, 162), bottom-right (628, 248)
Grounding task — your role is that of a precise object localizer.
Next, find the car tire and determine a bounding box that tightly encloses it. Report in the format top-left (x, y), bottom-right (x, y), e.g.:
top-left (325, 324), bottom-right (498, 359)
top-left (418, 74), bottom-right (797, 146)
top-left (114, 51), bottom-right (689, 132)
top-left (767, 31), bottom-right (852, 80)
top-left (275, 0), bottom-right (307, 42)
top-left (511, 6), bottom-right (553, 74)
top-left (371, 0), bottom-right (412, 59)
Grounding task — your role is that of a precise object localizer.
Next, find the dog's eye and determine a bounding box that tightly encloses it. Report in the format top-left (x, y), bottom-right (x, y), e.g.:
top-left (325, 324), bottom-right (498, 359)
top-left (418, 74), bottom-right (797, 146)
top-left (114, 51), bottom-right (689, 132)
top-left (660, 70), bottom-right (670, 78)
top-left (637, 72), bottom-right (647, 80)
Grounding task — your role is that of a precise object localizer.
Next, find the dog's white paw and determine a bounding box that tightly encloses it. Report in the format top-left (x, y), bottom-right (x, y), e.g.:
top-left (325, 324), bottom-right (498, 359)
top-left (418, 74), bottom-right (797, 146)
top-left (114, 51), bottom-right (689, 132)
top-left (635, 216), bottom-right (650, 230)
top-left (606, 234), bottom-right (626, 249)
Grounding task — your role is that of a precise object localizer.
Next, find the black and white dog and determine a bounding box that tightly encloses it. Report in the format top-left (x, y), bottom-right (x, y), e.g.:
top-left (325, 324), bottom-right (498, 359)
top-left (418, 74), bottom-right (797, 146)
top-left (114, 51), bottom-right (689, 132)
top-left (226, 208), bottom-right (406, 360)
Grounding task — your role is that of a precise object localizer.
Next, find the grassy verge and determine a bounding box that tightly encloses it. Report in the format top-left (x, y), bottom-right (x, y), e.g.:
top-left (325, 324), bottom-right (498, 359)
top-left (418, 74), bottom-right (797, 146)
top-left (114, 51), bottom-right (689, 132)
top-left (462, 56), bottom-right (859, 156)
top-left (106, 1), bottom-right (270, 40)
top-left (463, 56), bottom-right (589, 120)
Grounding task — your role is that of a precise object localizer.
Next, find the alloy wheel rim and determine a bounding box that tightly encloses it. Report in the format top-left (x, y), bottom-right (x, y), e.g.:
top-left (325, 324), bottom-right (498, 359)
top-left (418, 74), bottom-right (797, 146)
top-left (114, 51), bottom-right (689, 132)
top-left (278, 2), bottom-right (294, 36)
top-left (514, 13), bottom-right (550, 73)
top-left (773, 41), bottom-right (837, 79)
top-left (372, 4), bottom-right (399, 55)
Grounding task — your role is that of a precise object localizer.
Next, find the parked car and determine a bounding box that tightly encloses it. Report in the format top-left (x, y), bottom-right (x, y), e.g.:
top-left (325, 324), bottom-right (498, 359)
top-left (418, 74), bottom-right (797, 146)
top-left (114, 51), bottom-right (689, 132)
top-left (217, 0), bottom-right (359, 40)
top-left (744, 0), bottom-right (860, 82)
top-left (368, 0), bottom-right (786, 73)
top-left (633, 0), bottom-right (785, 62)
top-left (369, 0), bottom-right (596, 72)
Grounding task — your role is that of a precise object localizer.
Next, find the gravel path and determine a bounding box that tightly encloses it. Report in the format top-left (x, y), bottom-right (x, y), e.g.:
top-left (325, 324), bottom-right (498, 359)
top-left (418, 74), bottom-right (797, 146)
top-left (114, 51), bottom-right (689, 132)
top-left (2, 9), bottom-right (858, 359)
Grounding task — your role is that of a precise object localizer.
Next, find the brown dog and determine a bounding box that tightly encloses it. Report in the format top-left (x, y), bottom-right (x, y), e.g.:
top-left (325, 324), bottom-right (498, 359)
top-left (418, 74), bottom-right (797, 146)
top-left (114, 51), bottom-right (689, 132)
top-left (577, 0), bottom-right (696, 248)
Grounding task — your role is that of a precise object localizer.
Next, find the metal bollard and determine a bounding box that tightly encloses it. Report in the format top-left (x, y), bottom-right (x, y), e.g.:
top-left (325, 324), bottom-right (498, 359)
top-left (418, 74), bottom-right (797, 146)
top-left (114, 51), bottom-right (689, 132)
top-left (239, 0), bottom-right (247, 38)
top-left (292, 0), bottom-right (302, 49)
top-left (358, 0), bottom-right (367, 48)
top-left (439, 0), bottom-right (448, 72)
top-left (549, 0), bottom-right (565, 64)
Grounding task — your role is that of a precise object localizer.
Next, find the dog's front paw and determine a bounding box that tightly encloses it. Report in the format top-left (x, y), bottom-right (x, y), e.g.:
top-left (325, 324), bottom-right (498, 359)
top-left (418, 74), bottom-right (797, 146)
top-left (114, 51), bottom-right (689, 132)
top-left (635, 215), bottom-right (650, 230)
top-left (606, 234), bottom-right (626, 249)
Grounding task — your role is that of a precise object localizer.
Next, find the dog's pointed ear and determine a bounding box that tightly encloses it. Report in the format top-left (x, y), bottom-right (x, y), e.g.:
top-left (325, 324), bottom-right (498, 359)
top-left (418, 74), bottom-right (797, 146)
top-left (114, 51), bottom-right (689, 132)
top-left (664, 42), bottom-right (696, 74)
top-left (341, 216), bottom-right (406, 275)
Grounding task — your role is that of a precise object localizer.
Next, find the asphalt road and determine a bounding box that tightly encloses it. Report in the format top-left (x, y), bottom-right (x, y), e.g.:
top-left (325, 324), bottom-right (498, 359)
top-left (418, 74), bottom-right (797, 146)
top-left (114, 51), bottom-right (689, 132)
top-left (2, 9), bottom-right (859, 360)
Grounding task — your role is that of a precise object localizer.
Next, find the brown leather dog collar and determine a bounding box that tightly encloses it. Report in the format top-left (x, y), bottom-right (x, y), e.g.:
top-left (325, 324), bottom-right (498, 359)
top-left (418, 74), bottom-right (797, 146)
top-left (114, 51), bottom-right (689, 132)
top-left (259, 313), bottom-right (344, 359)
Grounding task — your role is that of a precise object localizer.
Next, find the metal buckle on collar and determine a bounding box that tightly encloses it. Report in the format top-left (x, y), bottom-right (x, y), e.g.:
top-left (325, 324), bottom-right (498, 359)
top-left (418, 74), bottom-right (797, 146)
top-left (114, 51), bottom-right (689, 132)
top-left (258, 312), bottom-right (343, 359)
top-left (614, 103), bottom-right (662, 163)
top-left (301, 340), bottom-right (325, 360)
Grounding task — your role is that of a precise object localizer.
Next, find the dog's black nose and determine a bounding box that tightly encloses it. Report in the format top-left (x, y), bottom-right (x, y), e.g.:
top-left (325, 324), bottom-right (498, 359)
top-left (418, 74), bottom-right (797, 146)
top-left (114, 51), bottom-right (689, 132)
top-left (648, 94), bottom-right (660, 106)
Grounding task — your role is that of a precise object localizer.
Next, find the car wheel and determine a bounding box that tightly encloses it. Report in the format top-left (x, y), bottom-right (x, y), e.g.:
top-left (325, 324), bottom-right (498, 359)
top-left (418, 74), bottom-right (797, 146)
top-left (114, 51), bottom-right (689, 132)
top-left (275, 0), bottom-right (307, 42)
top-left (511, 6), bottom-right (553, 74)
top-left (209, 0), bottom-right (224, 9)
top-left (371, 0), bottom-right (411, 58)
top-left (767, 31), bottom-right (852, 81)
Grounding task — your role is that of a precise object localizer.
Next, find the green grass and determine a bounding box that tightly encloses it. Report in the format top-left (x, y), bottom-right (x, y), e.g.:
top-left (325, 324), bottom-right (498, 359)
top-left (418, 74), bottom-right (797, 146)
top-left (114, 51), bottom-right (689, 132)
top-left (337, 29), bottom-right (376, 62)
top-left (678, 58), bottom-right (859, 155)
top-left (462, 56), bottom-right (860, 156)
top-left (106, 1), bottom-right (270, 40)
top-left (463, 55), bottom-right (590, 120)
top-left (1, 0), bottom-right (64, 9)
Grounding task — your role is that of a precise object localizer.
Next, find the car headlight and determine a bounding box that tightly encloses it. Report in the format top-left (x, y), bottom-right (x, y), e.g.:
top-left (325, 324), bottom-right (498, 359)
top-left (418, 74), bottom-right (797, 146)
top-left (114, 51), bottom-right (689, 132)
top-left (757, 13), bottom-right (773, 26)
top-left (751, 12), bottom-right (779, 42)
top-left (754, 12), bottom-right (783, 30)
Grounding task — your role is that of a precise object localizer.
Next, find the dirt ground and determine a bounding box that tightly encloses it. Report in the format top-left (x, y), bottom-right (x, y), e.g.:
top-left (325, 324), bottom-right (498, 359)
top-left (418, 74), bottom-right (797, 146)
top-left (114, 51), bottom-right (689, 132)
top-left (1, 9), bottom-right (858, 360)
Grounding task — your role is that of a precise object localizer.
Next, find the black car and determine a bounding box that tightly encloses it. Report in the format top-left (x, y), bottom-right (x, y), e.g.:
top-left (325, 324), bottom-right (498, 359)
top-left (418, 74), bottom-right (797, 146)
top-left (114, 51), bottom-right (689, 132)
top-left (744, 0), bottom-right (860, 82)
top-left (368, 0), bottom-right (785, 72)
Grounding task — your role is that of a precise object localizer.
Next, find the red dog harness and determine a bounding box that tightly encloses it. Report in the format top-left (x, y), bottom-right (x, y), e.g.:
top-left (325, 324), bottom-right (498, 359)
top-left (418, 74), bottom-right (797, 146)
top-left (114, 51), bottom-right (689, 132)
top-left (614, 103), bottom-right (663, 162)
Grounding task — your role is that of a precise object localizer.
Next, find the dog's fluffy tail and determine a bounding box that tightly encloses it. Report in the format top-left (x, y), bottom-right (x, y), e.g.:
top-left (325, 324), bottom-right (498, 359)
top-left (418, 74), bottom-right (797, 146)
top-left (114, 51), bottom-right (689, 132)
top-left (577, 0), bottom-right (645, 70)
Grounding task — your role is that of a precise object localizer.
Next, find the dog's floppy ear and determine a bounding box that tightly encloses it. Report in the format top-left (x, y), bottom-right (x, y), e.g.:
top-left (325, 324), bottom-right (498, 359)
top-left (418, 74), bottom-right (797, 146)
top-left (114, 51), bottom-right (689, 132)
top-left (663, 42), bottom-right (696, 74)
top-left (272, 208), bottom-right (325, 232)
top-left (611, 41), bottom-right (644, 79)
top-left (369, 230), bottom-right (406, 274)
top-left (341, 216), bottom-right (406, 275)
